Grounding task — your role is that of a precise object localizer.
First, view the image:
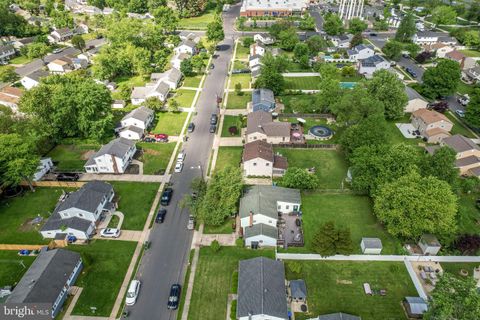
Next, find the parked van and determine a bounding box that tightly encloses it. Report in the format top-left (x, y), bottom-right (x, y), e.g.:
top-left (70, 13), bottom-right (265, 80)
top-left (125, 280), bottom-right (141, 306)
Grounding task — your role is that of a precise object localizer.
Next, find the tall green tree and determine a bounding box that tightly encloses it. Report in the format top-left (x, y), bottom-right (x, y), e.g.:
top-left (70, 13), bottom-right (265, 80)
top-left (348, 18), bottom-right (367, 34)
top-left (431, 6), bottom-right (457, 25)
top-left (395, 13), bottom-right (416, 42)
top-left (330, 85), bottom-right (384, 124)
top-left (278, 27), bottom-right (299, 51)
top-left (206, 14), bottom-right (224, 43)
top-left (26, 43), bottom-right (50, 64)
top-left (422, 59), bottom-right (461, 99)
top-left (280, 167), bottom-right (319, 190)
top-left (367, 69), bottom-right (408, 119)
top-left (71, 35), bottom-right (86, 52)
top-left (382, 40), bottom-right (403, 61)
top-left (293, 43), bottom-right (309, 61)
top-left (299, 13), bottom-right (316, 30)
top-left (0, 66), bottom-right (19, 83)
top-left (421, 146), bottom-right (459, 186)
top-left (152, 7), bottom-right (179, 33)
top-left (323, 13), bottom-right (344, 36)
top-left (254, 66), bottom-right (285, 95)
top-left (312, 221), bottom-right (353, 256)
top-left (465, 88), bottom-right (480, 127)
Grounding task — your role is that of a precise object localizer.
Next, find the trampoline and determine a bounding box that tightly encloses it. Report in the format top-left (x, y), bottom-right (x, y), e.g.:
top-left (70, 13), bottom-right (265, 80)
top-left (308, 125), bottom-right (333, 140)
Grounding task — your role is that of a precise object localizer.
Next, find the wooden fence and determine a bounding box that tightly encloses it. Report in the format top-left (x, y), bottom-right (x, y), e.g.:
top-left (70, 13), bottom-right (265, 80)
top-left (0, 240), bottom-right (66, 251)
top-left (20, 181), bottom-right (86, 188)
top-left (276, 143), bottom-right (338, 150)
top-left (278, 113), bottom-right (334, 119)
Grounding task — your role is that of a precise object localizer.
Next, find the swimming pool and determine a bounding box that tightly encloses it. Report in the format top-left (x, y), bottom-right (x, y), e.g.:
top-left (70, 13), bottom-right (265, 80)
top-left (340, 82), bottom-right (357, 89)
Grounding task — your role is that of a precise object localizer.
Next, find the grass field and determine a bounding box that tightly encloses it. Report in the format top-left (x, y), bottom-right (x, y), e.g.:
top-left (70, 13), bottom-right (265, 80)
top-left (274, 149), bottom-right (348, 189)
top-left (9, 55), bottom-right (33, 65)
top-left (203, 217), bottom-right (235, 234)
top-left (221, 115), bottom-right (242, 137)
top-left (226, 92), bottom-right (250, 109)
top-left (229, 74), bottom-right (251, 90)
top-left (215, 147), bottom-right (242, 172)
top-left (459, 49), bottom-right (480, 57)
top-left (457, 81), bottom-right (477, 96)
top-left (235, 44), bottom-right (250, 60)
top-left (301, 193), bottom-right (402, 254)
top-left (137, 142), bottom-right (176, 175)
top-left (441, 262), bottom-right (480, 278)
top-left (233, 60), bottom-right (248, 70)
top-left (152, 112), bottom-right (188, 136)
top-left (71, 240), bottom-right (137, 316)
top-left (0, 188), bottom-right (68, 244)
top-left (111, 182), bottom-right (159, 230)
top-left (0, 251), bottom-right (36, 287)
top-left (173, 89), bottom-right (197, 108)
top-left (179, 9), bottom-right (215, 29)
top-left (286, 261), bottom-right (417, 320)
top-left (284, 77), bottom-right (321, 90)
top-left (445, 112), bottom-right (476, 138)
top-left (456, 192), bottom-right (480, 236)
top-left (278, 94), bottom-right (318, 113)
top-left (187, 247), bottom-right (274, 320)
top-left (114, 75), bottom-right (148, 88)
top-left (47, 143), bottom-right (100, 171)
top-left (182, 74), bottom-right (203, 88)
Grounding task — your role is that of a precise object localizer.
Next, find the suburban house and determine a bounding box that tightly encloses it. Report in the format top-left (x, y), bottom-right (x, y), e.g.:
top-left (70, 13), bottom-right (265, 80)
top-left (422, 43), bottom-right (454, 58)
top-left (171, 52), bottom-right (189, 69)
top-left (21, 70), bottom-right (50, 90)
top-left (246, 111), bottom-right (291, 144)
top-left (41, 180), bottom-right (115, 239)
top-left (0, 86), bottom-right (23, 112)
top-left (240, 0), bottom-right (308, 16)
top-left (239, 185), bottom-right (300, 246)
top-left (254, 33), bottom-right (275, 45)
top-left (413, 32), bottom-right (438, 45)
top-left (445, 50), bottom-right (476, 70)
top-left (251, 88), bottom-right (276, 112)
top-left (464, 65), bottom-right (480, 83)
top-left (308, 313), bottom-right (361, 320)
top-left (242, 140), bottom-right (288, 178)
top-left (150, 68), bottom-right (182, 89)
top-left (360, 238), bottom-right (383, 254)
top-left (358, 55), bottom-right (390, 77)
top-left (250, 41), bottom-right (267, 56)
top-left (403, 297), bottom-right (428, 319)
top-left (174, 39), bottom-right (196, 55)
top-left (48, 57), bottom-right (73, 74)
top-left (84, 137), bottom-right (137, 174)
top-left (112, 100), bottom-right (126, 109)
top-left (347, 44), bottom-right (375, 61)
top-left (131, 81), bottom-right (170, 105)
top-left (33, 158), bottom-right (53, 181)
top-left (7, 249), bottom-right (82, 318)
top-left (405, 86), bottom-right (428, 113)
top-left (118, 106), bottom-right (154, 140)
top-left (418, 234), bottom-right (441, 256)
top-left (0, 44), bottom-right (16, 62)
top-left (11, 36), bottom-right (36, 50)
top-left (439, 134), bottom-right (480, 177)
top-left (48, 28), bottom-right (74, 43)
top-left (411, 109), bottom-right (453, 143)
top-left (331, 34), bottom-right (353, 49)
top-left (252, 66), bottom-right (262, 78)
top-left (249, 54), bottom-right (262, 69)
top-left (237, 257), bottom-right (288, 320)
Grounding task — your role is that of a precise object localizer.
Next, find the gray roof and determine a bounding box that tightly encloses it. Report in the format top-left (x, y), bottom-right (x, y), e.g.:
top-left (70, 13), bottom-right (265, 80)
top-left (87, 137), bottom-right (135, 164)
top-left (55, 28), bottom-right (72, 37)
top-left (405, 297), bottom-right (428, 315)
top-left (348, 44), bottom-right (373, 56)
top-left (249, 54), bottom-right (262, 61)
top-left (25, 70), bottom-right (49, 82)
top-left (120, 125), bottom-right (144, 135)
top-left (167, 68), bottom-right (182, 83)
top-left (237, 257), bottom-right (288, 319)
top-left (41, 214), bottom-right (93, 233)
top-left (0, 45), bottom-right (15, 55)
top-left (7, 249), bottom-right (81, 304)
top-left (244, 223), bottom-right (278, 239)
top-left (55, 180), bottom-right (113, 214)
top-left (442, 134), bottom-right (479, 153)
top-left (289, 279), bottom-right (307, 299)
top-left (361, 237), bottom-right (383, 249)
top-left (455, 155), bottom-right (479, 167)
top-left (360, 55), bottom-right (387, 67)
top-left (252, 88), bottom-right (275, 112)
top-left (405, 86), bottom-right (425, 101)
top-left (252, 68), bottom-right (261, 78)
top-left (246, 111), bottom-right (290, 137)
top-left (122, 106), bottom-right (154, 123)
top-left (180, 39), bottom-right (196, 49)
top-left (239, 185), bottom-right (301, 220)
top-left (316, 313), bottom-right (361, 320)
top-left (154, 81), bottom-right (170, 96)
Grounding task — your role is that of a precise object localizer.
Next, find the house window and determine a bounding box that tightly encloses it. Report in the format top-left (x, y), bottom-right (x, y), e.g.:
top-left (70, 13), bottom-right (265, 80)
top-left (253, 163), bottom-right (257, 166)
top-left (266, 163), bottom-right (270, 166)
top-left (78, 213), bottom-right (84, 217)
top-left (277, 205), bottom-right (281, 210)
top-left (293, 205), bottom-right (299, 211)
top-left (286, 205), bottom-right (289, 210)
top-left (253, 220), bottom-right (257, 223)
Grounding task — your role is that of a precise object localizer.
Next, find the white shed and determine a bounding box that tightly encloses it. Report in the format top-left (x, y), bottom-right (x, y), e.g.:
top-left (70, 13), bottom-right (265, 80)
top-left (360, 237), bottom-right (383, 254)
top-left (418, 234), bottom-right (441, 256)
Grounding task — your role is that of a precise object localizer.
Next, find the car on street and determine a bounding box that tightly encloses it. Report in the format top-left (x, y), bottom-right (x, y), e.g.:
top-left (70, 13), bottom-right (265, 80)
top-left (369, 32), bottom-right (377, 36)
top-left (458, 94), bottom-right (470, 106)
top-left (144, 137), bottom-right (156, 143)
top-left (404, 67), bottom-right (417, 78)
top-left (210, 114), bottom-right (218, 125)
top-left (100, 228), bottom-right (120, 238)
top-left (167, 284), bottom-right (181, 310)
top-left (174, 161), bottom-right (183, 173)
top-left (52, 48), bottom-right (64, 54)
top-left (187, 122), bottom-right (195, 133)
top-left (125, 280), bottom-right (141, 306)
top-left (155, 208), bottom-right (167, 223)
top-left (187, 215), bottom-right (195, 230)
top-left (209, 124), bottom-right (217, 133)
top-left (177, 151), bottom-right (185, 162)
top-left (456, 109), bottom-right (466, 118)
top-left (161, 188), bottom-right (173, 206)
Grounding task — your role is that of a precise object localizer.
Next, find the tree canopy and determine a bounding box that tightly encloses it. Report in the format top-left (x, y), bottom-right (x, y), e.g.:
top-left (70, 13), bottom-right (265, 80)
top-left (431, 6), bottom-right (457, 25)
top-left (465, 88), bottom-right (480, 128)
top-left (206, 14), bottom-right (224, 42)
top-left (280, 167), bottom-right (319, 189)
top-left (422, 59), bottom-right (461, 99)
top-left (383, 40), bottom-right (403, 61)
top-left (311, 221), bottom-right (353, 256)
top-left (395, 13), bottom-right (416, 42)
top-left (323, 13), bottom-right (344, 36)
top-left (367, 69), bottom-right (408, 120)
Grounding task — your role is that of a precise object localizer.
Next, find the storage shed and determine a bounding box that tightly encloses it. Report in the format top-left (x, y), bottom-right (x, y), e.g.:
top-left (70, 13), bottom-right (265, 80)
top-left (360, 238), bottom-right (383, 254)
top-left (418, 234), bottom-right (441, 256)
top-left (403, 297), bottom-right (428, 318)
top-left (289, 279), bottom-right (307, 302)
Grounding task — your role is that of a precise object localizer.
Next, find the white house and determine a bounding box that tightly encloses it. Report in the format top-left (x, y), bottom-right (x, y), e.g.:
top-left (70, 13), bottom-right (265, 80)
top-left (174, 39), bottom-right (196, 55)
top-left (413, 32), bottom-right (438, 45)
top-left (112, 100), bottom-right (126, 109)
top-left (347, 44), bottom-right (375, 61)
top-left (21, 70), bottom-right (50, 90)
top-left (0, 45), bottom-right (16, 62)
top-left (249, 54), bottom-right (262, 69)
top-left (242, 140), bottom-right (288, 177)
top-left (150, 68), bottom-right (183, 90)
top-left (118, 106), bottom-right (154, 140)
top-left (84, 137), bottom-right (137, 174)
top-left (360, 238), bottom-right (383, 254)
top-left (331, 34), bottom-right (353, 49)
top-left (48, 58), bottom-right (73, 74)
top-left (254, 33), bottom-right (275, 45)
top-left (250, 42), bottom-right (267, 56)
top-left (171, 52), bottom-right (189, 69)
top-left (358, 55), bottom-right (390, 77)
top-left (48, 28), bottom-right (74, 43)
top-left (33, 158), bottom-right (53, 181)
top-left (131, 81), bottom-right (170, 105)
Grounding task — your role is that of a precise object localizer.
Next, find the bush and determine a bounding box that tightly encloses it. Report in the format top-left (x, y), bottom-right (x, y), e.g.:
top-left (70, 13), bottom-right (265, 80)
top-left (228, 126), bottom-right (238, 135)
top-left (210, 239), bottom-right (221, 252)
top-left (230, 300), bottom-right (237, 320)
top-left (231, 271), bottom-right (239, 293)
top-left (235, 238), bottom-right (244, 248)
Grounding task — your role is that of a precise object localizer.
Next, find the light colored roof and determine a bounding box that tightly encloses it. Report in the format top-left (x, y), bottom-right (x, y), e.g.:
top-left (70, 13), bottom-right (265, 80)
top-left (122, 106), bottom-right (154, 123)
top-left (50, 58), bottom-right (70, 66)
top-left (419, 234), bottom-right (441, 247)
top-left (244, 223), bottom-right (278, 239)
top-left (361, 237), bottom-right (383, 249)
top-left (425, 127), bottom-right (450, 138)
top-left (24, 70), bottom-right (49, 82)
top-left (405, 297), bottom-right (428, 315)
top-left (120, 125), bottom-right (144, 135)
top-left (442, 134), bottom-right (480, 153)
top-left (0, 93), bottom-right (19, 104)
top-left (412, 109), bottom-right (451, 125)
top-left (131, 87), bottom-right (149, 99)
top-left (1, 86), bottom-right (23, 98)
top-left (153, 81), bottom-right (170, 96)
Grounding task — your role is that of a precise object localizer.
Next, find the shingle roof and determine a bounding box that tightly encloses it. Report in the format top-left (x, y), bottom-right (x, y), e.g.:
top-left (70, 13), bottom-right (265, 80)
top-left (0, 45), bottom-right (15, 55)
top-left (289, 279), bottom-right (307, 299)
top-left (246, 111), bottom-right (291, 137)
top-left (7, 249), bottom-right (81, 304)
top-left (120, 125), bottom-right (144, 135)
top-left (455, 155), bottom-right (479, 167)
top-left (122, 106), bottom-right (154, 123)
top-left (446, 50), bottom-right (465, 61)
top-left (24, 70), bottom-right (49, 82)
top-left (316, 313), bottom-right (362, 320)
top-left (360, 55), bottom-right (387, 67)
top-left (180, 39), bottom-right (196, 49)
top-left (55, 180), bottom-right (113, 214)
top-left (40, 214), bottom-right (92, 233)
top-left (252, 88), bottom-right (275, 107)
top-left (243, 140), bottom-right (275, 162)
top-left (244, 223), bottom-right (278, 239)
top-left (167, 68), bottom-right (182, 83)
top-left (237, 257), bottom-right (288, 319)
top-left (153, 81), bottom-right (170, 96)
top-left (361, 237), bottom-right (383, 249)
top-left (412, 109), bottom-right (451, 125)
top-left (405, 86), bottom-right (426, 101)
top-left (88, 138), bottom-right (135, 162)
top-left (442, 134), bottom-right (480, 153)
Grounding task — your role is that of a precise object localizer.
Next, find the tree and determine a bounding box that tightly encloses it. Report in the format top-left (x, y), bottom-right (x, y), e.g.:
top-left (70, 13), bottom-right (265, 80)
top-left (242, 37), bottom-right (254, 48)
top-left (453, 234), bottom-right (480, 255)
top-left (367, 69), bottom-right (408, 119)
top-left (293, 43), bottom-right (309, 61)
top-left (432, 6), bottom-right (457, 25)
top-left (330, 85), bottom-right (384, 124)
top-left (462, 30), bottom-right (480, 48)
top-left (280, 167), bottom-right (319, 190)
top-left (350, 33), bottom-right (363, 48)
top-left (420, 146), bottom-right (459, 186)
top-left (180, 58), bottom-right (194, 77)
top-left (234, 83), bottom-right (242, 96)
top-left (206, 15), bottom-right (224, 42)
top-left (144, 97), bottom-right (164, 111)
top-left (465, 88), bottom-right (480, 127)
top-left (210, 239), bottom-right (221, 252)
top-left (191, 55), bottom-right (205, 72)
top-left (315, 77), bottom-right (342, 113)
top-left (348, 18), bottom-right (367, 34)
top-left (254, 67), bottom-right (285, 95)
top-left (0, 66), bottom-right (19, 83)
top-left (373, 19), bottom-right (389, 31)
top-left (323, 13), bottom-right (344, 36)
top-left (382, 40), bottom-right (403, 61)
top-left (306, 35), bottom-right (327, 54)
top-left (395, 13), bottom-right (415, 42)
top-left (152, 7), bottom-right (179, 33)
top-left (422, 59), bottom-right (461, 99)
top-left (26, 43), bottom-right (49, 64)
top-left (278, 27), bottom-right (299, 51)
top-left (373, 171), bottom-right (457, 239)
top-left (269, 20), bottom-right (292, 38)
top-left (311, 221), bottom-right (353, 257)
top-left (167, 99), bottom-right (179, 112)
top-left (404, 42), bottom-right (421, 57)
top-left (425, 273), bottom-right (480, 319)
top-left (71, 35), bottom-right (86, 52)
top-left (299, 13), bottom-right (315, 30)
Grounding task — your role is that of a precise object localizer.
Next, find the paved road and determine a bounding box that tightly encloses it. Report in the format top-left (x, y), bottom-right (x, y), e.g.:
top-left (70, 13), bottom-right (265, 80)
top-left (308, 6), bottom-right (323, 32)
top-left (126, 4), bottom-right (240, 320)
top-left (14, 38), bottom-right (105, 77)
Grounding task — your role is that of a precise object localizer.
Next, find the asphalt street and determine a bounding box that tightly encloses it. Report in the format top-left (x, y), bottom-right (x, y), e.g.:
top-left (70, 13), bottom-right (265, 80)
top-left (126, 4), bottom-right (240, 320)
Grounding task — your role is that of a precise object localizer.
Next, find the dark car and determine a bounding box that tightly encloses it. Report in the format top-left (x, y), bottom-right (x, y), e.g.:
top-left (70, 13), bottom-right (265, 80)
top-left (167, 284), bottom-right (181, 310)
top-left (210, 64), bottom-right (215, 69)
top-left (210, 114), bottom-right (218, 125)
top-left (156, 208), bottom-right (167, 223)
top-left (187, 122), bottom-right (195, 133)
top-left (144, 137), bottom-right (156, 142)
top-left (160, 188), bottom-right (173, 206)
top-left (427, 101), bottom-right (448, 113)
top-left (209, 125), bottom-right (217, 133)
top-left (57, 173), bottom-right (80, 181)
top-left (369, 32), bottom-right (377, 36)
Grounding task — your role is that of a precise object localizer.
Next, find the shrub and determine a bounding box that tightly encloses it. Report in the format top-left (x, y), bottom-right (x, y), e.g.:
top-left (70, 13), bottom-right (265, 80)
top-left (235, 238), bottom-right (244, 248)
top-left (210, 239), bottom-right (221, 252)
top-left (228, 126), bottom-right (238, 135)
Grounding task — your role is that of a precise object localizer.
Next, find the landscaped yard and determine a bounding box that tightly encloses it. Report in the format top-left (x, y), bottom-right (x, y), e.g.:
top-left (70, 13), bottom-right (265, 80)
top-left (229, 74), bottom-right (251, 90)
top-left (182, 74), bottom-right (203, 88)
top-left (47, 142), bottom-right (100, 171)
top-left (278, 94), bottom-right (318, 113)
top-left (445, 112), bottom-right (476, 138)
top-left (233, 60), bottom-right (248, 70)
top-left (152, 112), bottom-right (188, 136)
top-left (284, 76), bottom-right (321, 90)
top-left (301, 193), bottom-right (402, 254)
top-left (70, 240), bottom-right (137, 316)
top-left (0, 251), bottom-right (35, 287)
top-left (221, 115), bottom-right (242, 137)
top-left (235, 43), bottom-right (250, 60)
top-left (114, 75), bottom-right (148, 88)
top-left (459, 49), bottom-right (480, 57)
top-left (187, 247), bottom-right (274, 320)
top-left (456, 192), bottom-right (480, 236)
top-left (226, 92), bottom-right (251, 109)
top-left (441, 262), bottom-right (480, 278)
top-left (457, 81), bottom-right (477, 96)
top-left (203, 218), bottom-right (235, 234)
top-left (214, 147), bottom-right (242, 173)
top-left (137, 142), bottom-right (176, 175)
top-left (173, 89), bottom-right (197, 108)
top-left (286, 261), bottom-right (417, 320)
top-left (179, 9), bottom-right (215, 29)
top-left (111, 181), bottom-right (159, 230)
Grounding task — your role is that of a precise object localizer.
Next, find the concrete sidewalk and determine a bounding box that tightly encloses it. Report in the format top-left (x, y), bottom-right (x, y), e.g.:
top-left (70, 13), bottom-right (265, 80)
top-left (276, 253), bottom-right (480, 262)
top-left (80, 173), bottom-right (170, 183)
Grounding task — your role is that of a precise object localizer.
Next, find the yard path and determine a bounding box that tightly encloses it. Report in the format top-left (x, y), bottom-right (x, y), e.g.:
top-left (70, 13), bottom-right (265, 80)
top-left (224, 109), bottom-right (246, 115)
top-left (276, 253), bottom-right (480, 263)
top-left (80, 173), bottom-right (170, 183)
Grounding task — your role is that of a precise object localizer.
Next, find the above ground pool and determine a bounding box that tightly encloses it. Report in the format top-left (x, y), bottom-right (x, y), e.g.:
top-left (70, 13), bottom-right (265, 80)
top-left (340, 82), bottom-right (357, 89)
top-left (308, 125), bottom-right (334, 140)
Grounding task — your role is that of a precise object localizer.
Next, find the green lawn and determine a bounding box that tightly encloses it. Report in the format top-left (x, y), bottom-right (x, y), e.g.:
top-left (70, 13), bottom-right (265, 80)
top-left (385, 115), bottom-right (425, 147)
top-left (301, 193), bottom-right (402, 254)
top-left (47, 143), bottom-right (100, 171)
top-left (0, 251), bottom-right (36, 287)
top-left (284, 77), bottom-right (321, 90)
top-left (173, 89), bottom-right (197, 108)
top-left (445, 112), bottom-right (476, 138)
top-left (70, 240), bottom-right (137, 316)
top-left (233, 60), bottom-right (248, 70)
top-left (226, 92), bottom-right (251, 109)
top-left (459, 49), bottom-right (480, 57)
top-left (152, 112), bottom-right (188, 136)
top-left (280, 117), bottom-right (345, 144)
top-left (278, 94), bottom-right (317, 113)
top-left (235, 44), bottom-right (250, 60)
top-left (9, 55), bottom-right (33, 65)
top-left (188, 247), bottom-right (274, 320)
top-left (182, 74), bottom-right (203, 88)
top-left (286, 261), bottom-right (417, 320)
top-left (114, 75), bottom-right (148, 88)
top-left (111, 182), bottom-right (159, 230)
top-left (203, 218), bottom-right (235, 234)
top-left (274, 149), bottom-right (348, 189)
top-left (441, 262), bottom-right (480, 278)
top-left (0, 188), bottom-right (67, 244)
top-left (215, 147), bottom-right (242, 172)
top-left (221, 115), bottom-right (242, 137)
top-left (179, 9), bottom-right (215, 29)
top-left (137, 142), bottom-right (176, 175)
top-left (229, 74), bottom-right (251, 90)
top-left (457, 81), bottom-right (477, 96)
top-left (456, 192), bottom-right (480, 236)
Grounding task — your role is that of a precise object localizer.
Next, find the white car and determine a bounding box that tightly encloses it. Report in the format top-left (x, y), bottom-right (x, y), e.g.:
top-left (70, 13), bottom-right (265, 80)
top-left (456, 109), bottom-right (466, 118)
top-left (125, 280), bottom-right (141, 306)
top-left (174, 161), bottom-right (184, 173)
top-left (177, 151), bottom-right (185, 163)
top-left (100, 228), bottom-right (120, 238)
top-left (458, 95), bottom-right (470, 106)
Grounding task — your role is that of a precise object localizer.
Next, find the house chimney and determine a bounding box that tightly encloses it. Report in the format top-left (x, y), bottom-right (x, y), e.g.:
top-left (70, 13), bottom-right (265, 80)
top-left (249, 211), bottom-right (253, 227)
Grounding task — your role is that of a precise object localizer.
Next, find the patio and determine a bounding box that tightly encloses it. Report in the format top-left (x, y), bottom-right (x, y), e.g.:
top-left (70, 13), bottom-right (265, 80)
top-left (290, 122), bottom-right (305, 144)
top-left (278, 213), bottom-right (304, 249)
top-left (395, 123), bottom-right (420, 139)
top-left (411, 261), bottom-right (443, 294)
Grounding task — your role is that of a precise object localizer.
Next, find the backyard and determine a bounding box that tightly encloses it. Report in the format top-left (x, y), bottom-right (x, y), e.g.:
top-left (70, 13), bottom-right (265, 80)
top-left (182, 74), bottom-right (203, 88)
top-left (229, 74), bottom-right (251, 90)
top-left (137, 142), bottom-right (176, 175)
top-left (173, 89), bottom-right (197, 108)
top-left (70, 240), bottom-right (137, 316)
top-left (47, 142), bottom-right (100, 171)
top-left (214, 147), bottom-right (242, 173)
top-left (187, 247), bottom-right (274, 320)
top-left (456, 192), bottom-right (480, 236)
top-left (178, 9), bottom-right (215, 29)
top-left (203, 217), bottom-right (235, 234)
top-left (0, 251), bottom-right (35, 287)
top-left (152, 112), bottom-right (188, 136)
top-left (221, 115), bottom-right (242, 137)
top-left (445, 112), bottom-right (476, 138)
top-left (278, 94), bottom-right (318, 113)
top-left (285, 261), bottom-right (417, 320)
top-left (284, 77), bottom-right (321, 90)
top-left (441, 262), bottom-right (480, 278)
top-left (226, 92), bottom-right (251, 109)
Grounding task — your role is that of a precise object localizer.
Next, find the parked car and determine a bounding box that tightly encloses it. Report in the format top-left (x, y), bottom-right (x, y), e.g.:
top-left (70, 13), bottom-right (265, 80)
top-left (161, 188), bottom-right (173, 206)
top-left (174, 161), bottom-right (183, 173)
top-left (404, 67), bottom-right (417, 78)
top-left (167, 284), bottom-right (181, 310)
top-left (177, 151), bottom-right (186, 162)
top-left (187, 215), bottom-right (195, 230)
top-left (187, 122), bottom-right (195, 133)
top-left (402, 53), bottom-right (410, 59)
top-left (427, 101), bottom-right (449, 113)
top-left (458, 94), bottom-right (470, 106)
top-left (156, 208), bottom-right (167, 223)
top-left (456, 109), bottom-right (466, 118)
top-left (144, 137), bottom-right (156, 143)
top-left (210, 114), bottom-right (218, 125)
top-left (52, 48), bottom-right (64, 54)
top-left (210, 64), bottom-right (215, 69)
top-left (57, 173), bottom-right (80, 181)
top-left (369, 32), bottom-right (377, 36)
top-left (209, 125), bottom-right (217, 133)
top-left (100, 228), bottom-right (120, 238)
top-left (125, 280), bottom-right (141, 306)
